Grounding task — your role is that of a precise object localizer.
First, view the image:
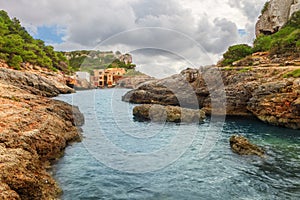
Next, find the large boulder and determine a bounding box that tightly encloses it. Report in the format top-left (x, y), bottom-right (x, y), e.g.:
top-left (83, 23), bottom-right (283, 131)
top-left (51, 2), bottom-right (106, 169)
top-left (123, 68), bottom-right (202, 109)
top-left (133, 104), bottom-right (205, 123)
top-left (229, 135), bottom-right (265, 157)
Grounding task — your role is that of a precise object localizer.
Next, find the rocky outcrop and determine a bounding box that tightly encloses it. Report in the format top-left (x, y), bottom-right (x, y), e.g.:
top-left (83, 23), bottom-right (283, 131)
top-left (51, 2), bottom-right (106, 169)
top-left (74, 79), bottom-right (95, 90)
top-left (230, 135), bottom-right (265, 157)
top-left (0, 67), bottom-right (74, 97)
top-left (247, 79), bottom-right (300, 129)
top-left (133, 104), bottom-right (205, 123)
top-left (256, 0), bottom-right (300, 36)
top-left (123, 65), bottom-right (300, 129)
top-left (123, 69), bottom-right (202, 109)
top-left (0, 66), bottom-right (84, 199)
top-left (116, 75), bottom-right (155, 89)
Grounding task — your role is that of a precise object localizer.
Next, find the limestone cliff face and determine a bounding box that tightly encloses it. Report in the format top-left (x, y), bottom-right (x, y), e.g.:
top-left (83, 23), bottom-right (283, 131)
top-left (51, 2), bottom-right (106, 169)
top-left (0, 65), bottom-right (84, 199)
top-left (256, 0), bottom-right (300, 36)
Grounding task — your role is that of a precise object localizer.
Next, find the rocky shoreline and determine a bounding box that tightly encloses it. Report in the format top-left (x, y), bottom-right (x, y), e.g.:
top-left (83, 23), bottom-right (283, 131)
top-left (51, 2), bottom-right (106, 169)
top-left (0, 65), bottom-right (84, 199)
top-left (123, 63), bottom-right (300, 129)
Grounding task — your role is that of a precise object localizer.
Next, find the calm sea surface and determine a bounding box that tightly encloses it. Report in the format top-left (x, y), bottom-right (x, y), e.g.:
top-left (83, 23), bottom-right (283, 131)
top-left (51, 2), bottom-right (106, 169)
top-left (53, 89), bottom-right (300, 200)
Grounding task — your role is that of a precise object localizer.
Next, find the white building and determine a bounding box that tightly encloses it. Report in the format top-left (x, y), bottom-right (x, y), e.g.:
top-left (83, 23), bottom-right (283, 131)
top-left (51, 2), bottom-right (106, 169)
top-left (75, 72), bottom-right (90, 82)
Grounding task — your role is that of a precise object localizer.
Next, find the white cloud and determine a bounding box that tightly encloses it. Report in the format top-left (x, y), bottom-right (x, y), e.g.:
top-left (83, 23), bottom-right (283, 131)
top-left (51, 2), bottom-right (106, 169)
top-left (0, 0), bottom-right (266, 77)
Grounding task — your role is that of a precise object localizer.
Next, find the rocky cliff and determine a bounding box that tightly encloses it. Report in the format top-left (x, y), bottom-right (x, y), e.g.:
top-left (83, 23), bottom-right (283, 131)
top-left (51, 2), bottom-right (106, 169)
top-left (0, 64), bottom-right (84, 199)
top-left (123, 60), bottom-right (300, 129)
top-left (256, 0), bottom-right (300, 36)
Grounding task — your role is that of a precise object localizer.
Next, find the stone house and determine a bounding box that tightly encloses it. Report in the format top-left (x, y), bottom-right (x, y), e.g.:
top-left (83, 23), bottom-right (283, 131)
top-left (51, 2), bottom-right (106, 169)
top-left (91, 68), bottom-right (126, 88)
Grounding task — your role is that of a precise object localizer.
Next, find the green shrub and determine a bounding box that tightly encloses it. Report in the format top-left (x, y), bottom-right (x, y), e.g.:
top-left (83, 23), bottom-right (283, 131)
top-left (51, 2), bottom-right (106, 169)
top-left (283, 69), bottom-right (300, 78)
top-left (221, 44), bottom-right (253, 66)
top-left (8, 54), bottom-right (23, 70)
top-left (285, 11), bottom-right (300, 29)
top-left (238, 67), bottom-right (252, 73)
top-left (253, 35), bottom-right (272, 52)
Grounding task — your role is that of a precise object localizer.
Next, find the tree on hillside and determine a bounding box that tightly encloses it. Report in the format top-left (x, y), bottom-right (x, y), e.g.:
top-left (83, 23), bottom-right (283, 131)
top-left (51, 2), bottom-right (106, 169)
top-left (0, 10), bottom-right (70, 72)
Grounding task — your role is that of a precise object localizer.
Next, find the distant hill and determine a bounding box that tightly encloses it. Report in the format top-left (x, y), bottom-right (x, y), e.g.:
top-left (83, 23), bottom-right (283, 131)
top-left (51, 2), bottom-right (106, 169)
top-left (0, 10), bottom-right (70, 72)
top-left (0, 10), bottom-right (139, 75)
top-left (63, 50), bottom-right (136, 74)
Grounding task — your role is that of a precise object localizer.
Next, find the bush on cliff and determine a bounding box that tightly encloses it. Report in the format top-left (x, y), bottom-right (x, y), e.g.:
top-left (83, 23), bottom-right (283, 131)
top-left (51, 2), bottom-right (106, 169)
top-left (221, 44), bottom-right (253, 66)
top-left (0, 10), bottom-right (70, 72)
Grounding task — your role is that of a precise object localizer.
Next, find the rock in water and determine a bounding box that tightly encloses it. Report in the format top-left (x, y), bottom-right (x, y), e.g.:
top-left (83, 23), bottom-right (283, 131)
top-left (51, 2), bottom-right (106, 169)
top-left (133, 104), bottom-right (205, 123)
top-left (229, 135), bottom-right (265, 157)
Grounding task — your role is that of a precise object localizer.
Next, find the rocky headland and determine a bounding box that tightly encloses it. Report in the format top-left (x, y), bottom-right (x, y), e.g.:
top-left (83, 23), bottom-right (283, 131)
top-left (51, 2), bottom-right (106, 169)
top-left (0, 62), bottom-right (84, 199)
top-left (123, 56), bottom-right (300, 129)
top-left (256, 0), bottom-right (300, 36)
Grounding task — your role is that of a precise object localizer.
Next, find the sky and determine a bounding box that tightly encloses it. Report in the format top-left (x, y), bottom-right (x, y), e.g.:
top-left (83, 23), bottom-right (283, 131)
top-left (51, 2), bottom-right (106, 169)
top-left (1, 0), bottom-right (266, 78)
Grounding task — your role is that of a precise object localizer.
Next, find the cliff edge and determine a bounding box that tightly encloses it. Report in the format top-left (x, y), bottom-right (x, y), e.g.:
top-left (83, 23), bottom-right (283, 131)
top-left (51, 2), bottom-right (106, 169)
top-left (0, 63), bottom-right (84, 199)
top-left (256, 0), bottom-right (300, 36)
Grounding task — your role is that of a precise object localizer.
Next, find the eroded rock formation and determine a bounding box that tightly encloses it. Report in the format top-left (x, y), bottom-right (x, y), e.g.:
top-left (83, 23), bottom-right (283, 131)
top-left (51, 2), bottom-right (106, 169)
top-left (256, 0), bottom-right (300, 36)
top-left (0, 67), bottom-right (84, 199)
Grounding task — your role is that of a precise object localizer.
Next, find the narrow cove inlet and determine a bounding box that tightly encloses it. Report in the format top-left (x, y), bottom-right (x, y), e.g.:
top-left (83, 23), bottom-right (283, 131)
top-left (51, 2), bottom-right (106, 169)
top-left (53, 89), bottom-right (300, 199)
top-left (1, 0), bottom-right (300, 198)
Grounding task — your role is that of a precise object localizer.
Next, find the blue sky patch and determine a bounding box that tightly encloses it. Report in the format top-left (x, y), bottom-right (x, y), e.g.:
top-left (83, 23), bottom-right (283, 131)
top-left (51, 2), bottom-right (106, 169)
top-left (238, 29), bottom-right (247, 36)
top-left (35, 25), bottom-right (65, 44)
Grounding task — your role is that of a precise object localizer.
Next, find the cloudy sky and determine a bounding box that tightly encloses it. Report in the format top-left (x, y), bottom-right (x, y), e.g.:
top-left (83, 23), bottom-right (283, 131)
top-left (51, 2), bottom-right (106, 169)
top-left (1, 0), bottom-right (266, 78)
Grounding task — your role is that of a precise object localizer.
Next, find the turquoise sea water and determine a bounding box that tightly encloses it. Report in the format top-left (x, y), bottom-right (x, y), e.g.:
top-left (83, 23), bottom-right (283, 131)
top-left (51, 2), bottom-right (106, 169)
top-left (53, 89), bottom-right (300, 200)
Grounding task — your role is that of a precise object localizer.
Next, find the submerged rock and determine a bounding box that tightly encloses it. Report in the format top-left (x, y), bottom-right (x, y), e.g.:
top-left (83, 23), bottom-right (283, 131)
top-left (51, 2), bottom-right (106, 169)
top-left (133, 104), bottom-right (205, 123)
top-left (229, 135), bottom-right (265, 157)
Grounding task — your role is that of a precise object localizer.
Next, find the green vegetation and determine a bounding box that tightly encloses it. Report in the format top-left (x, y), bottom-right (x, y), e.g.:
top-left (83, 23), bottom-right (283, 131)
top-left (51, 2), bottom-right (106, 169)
top-left (107, 59), bottom-right (136, 70)
top-left (65, 50), bottom-right (136, 74)
top-left (222, 10), bottom-right (300, 66)
top-left (0, 10), bottom-right (70, 71)
top-left (238, 67), bottom-right (252, 73)
top-left (261, 1), bottom-right (270, 14)
top-left (254, 10), bottom-right (300, 56)
top-left (0, 10), bottom-right (138, 74)
top-left (283, 68), bottom-right (300, 78)
top-left (64, 50), bottom-right (114, 72)
top-left (124, 69), bottom-right (145, 76)
top-left (221, 44), bottom-right (253, 66)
